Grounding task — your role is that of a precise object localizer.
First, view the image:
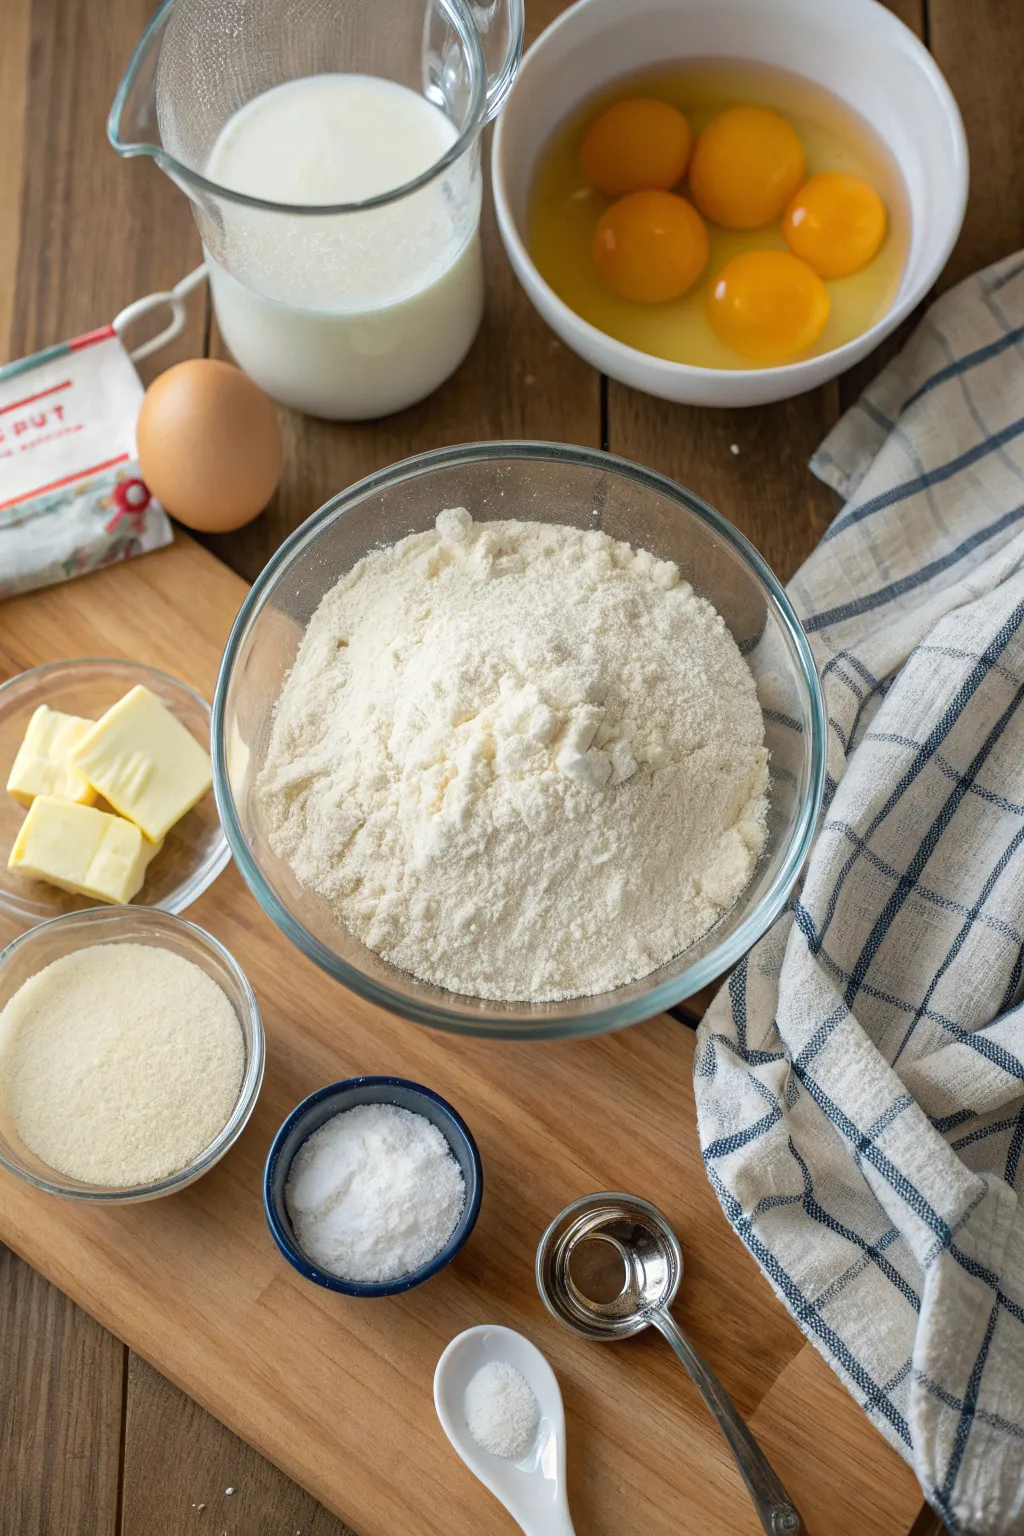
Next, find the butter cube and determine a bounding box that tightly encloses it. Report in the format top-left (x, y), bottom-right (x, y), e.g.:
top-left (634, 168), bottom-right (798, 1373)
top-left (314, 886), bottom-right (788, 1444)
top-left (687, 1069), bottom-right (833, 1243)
top-left (69, 685), bottom-right (212, 842)
top-left (8, 796), bottom-right (163, 904)
top-left (6, 705), bottom-right (98, 807)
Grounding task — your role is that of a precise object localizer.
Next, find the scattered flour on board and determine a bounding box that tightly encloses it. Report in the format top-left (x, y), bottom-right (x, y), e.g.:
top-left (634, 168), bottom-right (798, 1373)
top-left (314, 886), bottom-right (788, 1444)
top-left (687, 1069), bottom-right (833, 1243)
top-left (0, 943), bottom-right (244, 1185)
top-left (256, 508), bottom-right (768, 1002)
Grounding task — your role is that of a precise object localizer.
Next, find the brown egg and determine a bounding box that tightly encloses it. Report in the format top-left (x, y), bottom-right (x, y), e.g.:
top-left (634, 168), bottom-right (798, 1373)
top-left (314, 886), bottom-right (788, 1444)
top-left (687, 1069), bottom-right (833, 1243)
top-left (136, 359), bottom-right (282, 533)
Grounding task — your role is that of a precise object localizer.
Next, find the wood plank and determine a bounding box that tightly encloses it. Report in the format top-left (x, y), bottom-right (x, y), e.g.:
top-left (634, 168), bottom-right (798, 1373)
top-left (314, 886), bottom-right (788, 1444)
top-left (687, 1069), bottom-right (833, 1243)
top-left (908, 1510), bottom-right (946, 1536)
top-left (0, 536), bottom-right (924, 1536)
top-left (607, 385), bottom-right (840, 582)
top-left (0, 0), bottom-right (31, 365)
top-left (121, 1353), bottom-right (354, 1536)
top-left (8, 0), bottom-right (204, 369)
top-left (749, 1342), bottom-right (929, 1536)
top-left (0, 1244), bottom-right (124, 1536)
top-left (878, 0), bottom-right (925, 25)
top-left (929, 0), bottom-right (1024, 290)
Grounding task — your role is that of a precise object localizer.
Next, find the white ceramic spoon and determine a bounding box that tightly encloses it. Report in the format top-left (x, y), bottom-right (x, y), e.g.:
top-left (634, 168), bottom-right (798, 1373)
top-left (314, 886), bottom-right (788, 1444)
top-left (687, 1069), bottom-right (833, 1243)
top-left (434, 1324), bottom-right (577, 1536)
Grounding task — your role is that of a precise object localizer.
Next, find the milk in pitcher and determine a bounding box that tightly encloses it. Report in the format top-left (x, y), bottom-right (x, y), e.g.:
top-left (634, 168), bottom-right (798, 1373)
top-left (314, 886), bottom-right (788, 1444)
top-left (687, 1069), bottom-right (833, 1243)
top-left (204, 75), bottom-right (483, 418)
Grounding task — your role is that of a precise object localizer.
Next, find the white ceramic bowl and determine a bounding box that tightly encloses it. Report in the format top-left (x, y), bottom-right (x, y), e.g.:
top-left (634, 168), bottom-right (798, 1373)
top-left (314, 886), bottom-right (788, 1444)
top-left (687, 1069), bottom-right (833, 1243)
top-left (492, 0), bottom-right (968, 407)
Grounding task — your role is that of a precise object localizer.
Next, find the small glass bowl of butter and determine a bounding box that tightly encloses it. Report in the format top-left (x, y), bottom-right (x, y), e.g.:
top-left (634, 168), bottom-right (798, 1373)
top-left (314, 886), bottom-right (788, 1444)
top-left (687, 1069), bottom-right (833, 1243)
top-left (0, 659), bottom-right (229, 931)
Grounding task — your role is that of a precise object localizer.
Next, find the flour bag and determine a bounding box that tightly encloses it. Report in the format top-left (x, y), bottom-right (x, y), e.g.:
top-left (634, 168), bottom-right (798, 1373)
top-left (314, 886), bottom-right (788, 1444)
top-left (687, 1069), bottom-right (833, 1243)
top-left (0, 325), bottom-right (172, 600)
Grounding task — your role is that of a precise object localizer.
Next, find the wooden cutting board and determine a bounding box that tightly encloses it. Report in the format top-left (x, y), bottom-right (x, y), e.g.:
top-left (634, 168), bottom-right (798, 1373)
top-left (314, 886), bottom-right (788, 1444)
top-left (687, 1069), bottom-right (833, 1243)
top-left (0, 536), bottom-right (924, 1536)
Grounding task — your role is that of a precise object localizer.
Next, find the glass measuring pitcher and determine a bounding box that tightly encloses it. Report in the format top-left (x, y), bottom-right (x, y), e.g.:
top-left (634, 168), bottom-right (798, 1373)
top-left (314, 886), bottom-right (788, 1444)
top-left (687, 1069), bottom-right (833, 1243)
top-left (109, 0), bottom-right (524, 419)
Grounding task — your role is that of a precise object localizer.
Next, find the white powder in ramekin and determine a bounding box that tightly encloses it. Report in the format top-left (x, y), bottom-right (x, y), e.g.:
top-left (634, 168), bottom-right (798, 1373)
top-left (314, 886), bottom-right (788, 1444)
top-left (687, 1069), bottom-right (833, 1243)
top-left (284, 1103), bottom-right (465, 1282)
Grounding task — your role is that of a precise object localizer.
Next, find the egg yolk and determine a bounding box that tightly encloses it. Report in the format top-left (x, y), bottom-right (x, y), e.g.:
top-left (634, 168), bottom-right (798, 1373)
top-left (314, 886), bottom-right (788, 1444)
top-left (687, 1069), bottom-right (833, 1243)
top-left (707, 250), bottom-right (830, 362)
top-left (593, 190), bottom-right (709, 304)
top-left (579, 98), bottom-right (693, 198)
top-left (689, 106), bottom-right (805, 230)
top-left (782, 171), bottom-right (886, 278)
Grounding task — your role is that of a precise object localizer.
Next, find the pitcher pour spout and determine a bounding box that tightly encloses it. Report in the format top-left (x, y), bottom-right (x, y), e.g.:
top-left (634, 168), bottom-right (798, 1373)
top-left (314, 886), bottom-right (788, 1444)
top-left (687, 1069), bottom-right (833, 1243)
top-left (112, 0), bottom-right (524, 172)
top-left (107, 0), bottom-right (173, 165)
top-left (108, 0), bottom-right (231, 214)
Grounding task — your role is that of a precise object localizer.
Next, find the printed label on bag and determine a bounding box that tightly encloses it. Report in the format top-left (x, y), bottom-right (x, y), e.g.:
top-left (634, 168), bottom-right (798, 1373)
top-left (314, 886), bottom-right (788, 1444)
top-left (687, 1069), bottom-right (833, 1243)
top-left (0, 329), bottom-right (172, 599)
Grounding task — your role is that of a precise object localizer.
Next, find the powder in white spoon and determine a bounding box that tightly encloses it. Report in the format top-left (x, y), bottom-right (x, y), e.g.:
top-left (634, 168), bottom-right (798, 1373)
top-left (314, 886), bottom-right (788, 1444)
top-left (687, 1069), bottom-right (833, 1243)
top-left (284, 1102), bottom-right (466, 1282)
top-left (464, 1360), bottom-right (540, 1460)
top-left (0, 943), bottom-right (245, 1186)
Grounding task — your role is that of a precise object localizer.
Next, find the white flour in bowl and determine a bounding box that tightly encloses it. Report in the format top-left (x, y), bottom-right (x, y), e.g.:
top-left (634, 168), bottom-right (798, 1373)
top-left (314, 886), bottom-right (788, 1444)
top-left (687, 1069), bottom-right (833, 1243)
top-left (256, 508), bottom-right (768, 1002)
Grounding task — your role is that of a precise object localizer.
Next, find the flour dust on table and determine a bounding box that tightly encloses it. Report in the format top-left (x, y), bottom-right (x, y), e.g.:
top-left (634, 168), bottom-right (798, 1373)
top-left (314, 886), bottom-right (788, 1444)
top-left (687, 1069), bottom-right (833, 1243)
top-left (257, 508), bottom-right (768, 1002)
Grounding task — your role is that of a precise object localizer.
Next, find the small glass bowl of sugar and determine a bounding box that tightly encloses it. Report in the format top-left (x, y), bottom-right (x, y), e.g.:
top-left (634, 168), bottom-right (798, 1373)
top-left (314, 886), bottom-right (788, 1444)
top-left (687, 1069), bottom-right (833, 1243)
top-left (263, 1076), bottom-right (483, 1297)
top-left (0, 905), bottom-right (264, 1202)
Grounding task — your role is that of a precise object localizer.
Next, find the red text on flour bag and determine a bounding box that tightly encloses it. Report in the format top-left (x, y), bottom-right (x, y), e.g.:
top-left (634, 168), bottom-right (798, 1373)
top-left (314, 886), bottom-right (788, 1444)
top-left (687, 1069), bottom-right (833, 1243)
top-left (0, 328), bottom-right (171, 599)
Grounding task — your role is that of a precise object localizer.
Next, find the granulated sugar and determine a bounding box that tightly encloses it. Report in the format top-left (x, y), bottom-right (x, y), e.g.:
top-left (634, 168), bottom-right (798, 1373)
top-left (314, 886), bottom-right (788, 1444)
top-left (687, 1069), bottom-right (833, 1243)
top-left (257, 508), bottom-right (768, 1002)
top-left (284, 1103), bottom-right (465, 1282)
top-left (464, 1361), bottom-right (540, 1460)
top-left (0, 943), bottom-right (245, 1186)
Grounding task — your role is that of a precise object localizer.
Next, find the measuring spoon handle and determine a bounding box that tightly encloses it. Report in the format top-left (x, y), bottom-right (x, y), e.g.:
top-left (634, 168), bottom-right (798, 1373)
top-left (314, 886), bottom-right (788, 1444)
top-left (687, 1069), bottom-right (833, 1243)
top-left (651, 1308), bottom-right (804, 1536)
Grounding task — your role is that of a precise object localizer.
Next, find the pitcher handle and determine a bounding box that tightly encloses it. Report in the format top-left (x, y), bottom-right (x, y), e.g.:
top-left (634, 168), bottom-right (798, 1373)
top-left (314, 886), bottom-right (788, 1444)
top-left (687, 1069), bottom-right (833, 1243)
top-left (471, 0), bottom-right (525, 122)
top-left (113, 264), bottom-right (208, 364)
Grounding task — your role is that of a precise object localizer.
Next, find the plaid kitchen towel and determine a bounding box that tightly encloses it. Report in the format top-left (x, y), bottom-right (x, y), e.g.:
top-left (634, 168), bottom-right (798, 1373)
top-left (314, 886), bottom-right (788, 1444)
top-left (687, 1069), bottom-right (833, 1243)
top-left (695, 250), bottom-right (1024, 1535)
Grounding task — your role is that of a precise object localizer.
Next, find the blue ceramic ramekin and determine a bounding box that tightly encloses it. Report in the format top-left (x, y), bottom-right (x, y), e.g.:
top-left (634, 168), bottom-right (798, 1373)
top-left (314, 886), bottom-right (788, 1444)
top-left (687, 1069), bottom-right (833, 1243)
top-left (263, 1075), bottom-right (483, 1297)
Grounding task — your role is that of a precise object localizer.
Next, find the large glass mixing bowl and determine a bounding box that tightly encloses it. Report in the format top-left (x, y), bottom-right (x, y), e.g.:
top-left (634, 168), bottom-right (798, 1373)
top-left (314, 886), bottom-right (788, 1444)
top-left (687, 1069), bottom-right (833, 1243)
top-left (213, 443), bottom-right (824, 1039)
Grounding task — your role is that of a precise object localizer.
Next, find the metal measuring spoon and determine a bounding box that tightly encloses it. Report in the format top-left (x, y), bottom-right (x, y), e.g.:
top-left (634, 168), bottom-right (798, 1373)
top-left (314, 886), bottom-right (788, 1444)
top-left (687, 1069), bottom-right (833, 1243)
top-left (536, 1192), bottom-right (804, 1536)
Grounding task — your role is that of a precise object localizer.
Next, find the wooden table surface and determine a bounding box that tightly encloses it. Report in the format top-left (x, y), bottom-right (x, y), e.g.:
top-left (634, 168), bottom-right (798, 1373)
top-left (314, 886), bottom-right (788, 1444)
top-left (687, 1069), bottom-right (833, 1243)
top-left (2, 0), bottom-right (1022, 1531)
